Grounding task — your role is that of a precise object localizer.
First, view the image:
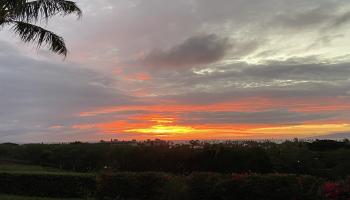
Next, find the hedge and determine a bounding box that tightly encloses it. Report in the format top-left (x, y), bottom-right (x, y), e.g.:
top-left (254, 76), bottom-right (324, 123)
top-left (187, 173), bottom-right (325, 200)
top-left (0, 172), bottom-right (346, 200)
top-left (96, 172), bottom-right (170, 200)
top-left (0, 172), bottom-right (96, 198)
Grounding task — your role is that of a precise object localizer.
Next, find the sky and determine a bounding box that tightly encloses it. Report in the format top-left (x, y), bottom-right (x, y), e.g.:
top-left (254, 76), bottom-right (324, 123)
top-left (1, 0), bottom-right (350, 142)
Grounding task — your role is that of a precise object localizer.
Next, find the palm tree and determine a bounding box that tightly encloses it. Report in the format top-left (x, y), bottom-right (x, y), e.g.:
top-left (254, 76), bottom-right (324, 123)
top-left (0, 0), bottom-right (82, 56)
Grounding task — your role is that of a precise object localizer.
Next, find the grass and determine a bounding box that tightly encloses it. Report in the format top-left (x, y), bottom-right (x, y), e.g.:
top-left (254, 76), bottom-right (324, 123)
top-left (0, 163), bottom-right (94, 200)
top-left (0, 163), bottom-right (94, 176)
top-left (0, 194), bottom-right (83, 200)
top-left (0, 164), bottom-right (63, 173)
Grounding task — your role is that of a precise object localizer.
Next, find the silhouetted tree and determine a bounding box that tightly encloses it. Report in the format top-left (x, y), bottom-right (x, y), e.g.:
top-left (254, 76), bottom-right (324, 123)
top-left (0, 0), bottom-right (81, 56)
top-left (2, 140), bottom-right (350, 178)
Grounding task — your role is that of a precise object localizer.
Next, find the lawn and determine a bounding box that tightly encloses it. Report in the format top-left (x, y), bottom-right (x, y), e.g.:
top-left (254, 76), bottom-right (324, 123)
top-left (0, 163), bottom-right (91, 176)
top-left (0, 163), bottom-right (63, 173)
top-left (0, 195), bottom-right (83, 200)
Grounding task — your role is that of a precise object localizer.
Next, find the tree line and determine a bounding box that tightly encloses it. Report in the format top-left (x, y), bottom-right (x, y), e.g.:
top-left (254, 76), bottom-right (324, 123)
top-left (1, 139), bottom-right (350, 178)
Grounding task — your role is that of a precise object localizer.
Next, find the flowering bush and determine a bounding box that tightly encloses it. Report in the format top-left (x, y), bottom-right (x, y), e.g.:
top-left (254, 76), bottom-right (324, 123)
top-left (321, 179), bottom-right (350, 200)
top-left (322, 182), bottom-right (343, 200)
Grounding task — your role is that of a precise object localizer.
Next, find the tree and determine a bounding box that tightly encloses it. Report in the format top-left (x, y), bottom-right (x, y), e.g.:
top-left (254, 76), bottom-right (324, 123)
top-left (0, 0), bottom-right (81, 56)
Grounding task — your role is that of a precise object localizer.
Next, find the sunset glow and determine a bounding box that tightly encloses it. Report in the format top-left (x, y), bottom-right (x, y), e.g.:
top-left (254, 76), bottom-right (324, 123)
top-left (126, 125), bottom-right (205, 135)
top-left (71, 96), bottom-right (350, 140)
top-left (1, 0), bottom-right (350, 142)
top-left (125, 117), bottom-right (207, 136)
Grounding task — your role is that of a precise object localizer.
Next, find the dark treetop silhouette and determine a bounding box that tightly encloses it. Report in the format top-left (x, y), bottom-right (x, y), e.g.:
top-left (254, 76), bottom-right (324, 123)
top-left (0, 0), bottom-right (81, 56)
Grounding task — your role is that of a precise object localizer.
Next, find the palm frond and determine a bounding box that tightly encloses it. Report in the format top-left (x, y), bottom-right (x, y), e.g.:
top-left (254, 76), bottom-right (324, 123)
top-left (0, 0), bottom-right (25, 11)
top-left (6, 0), bottom-right (82, 22)
top-left (11, 20), bottom-right (67, 56)
top-left (0, 0), bottom-right (81, 56)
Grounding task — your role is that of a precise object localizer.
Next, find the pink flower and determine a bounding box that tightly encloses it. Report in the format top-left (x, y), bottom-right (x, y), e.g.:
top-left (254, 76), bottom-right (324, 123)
top-left (323, 182), bottom-right (343, 200)
top-left (231, 174), bottom-right (246, 182)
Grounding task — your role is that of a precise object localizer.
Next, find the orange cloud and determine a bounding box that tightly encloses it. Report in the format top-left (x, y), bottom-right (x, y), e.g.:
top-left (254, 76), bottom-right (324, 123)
top-left (79, 98), bottom-right (276, 117)
top-left (124, 72), bottom-right (151, 81)
top-left (249, 124), bottom-right (350, 137)
top-left (73, 111), bottom-right (350, 140)
top-left (79, 97), bottom-right (350, 117)
top-left (74, 96), bottom-right (350, 140)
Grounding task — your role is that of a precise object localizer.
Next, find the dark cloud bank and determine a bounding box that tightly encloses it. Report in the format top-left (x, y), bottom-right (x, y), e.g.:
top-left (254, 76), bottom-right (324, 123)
top-left (136, 34), bottom-right (231, 68)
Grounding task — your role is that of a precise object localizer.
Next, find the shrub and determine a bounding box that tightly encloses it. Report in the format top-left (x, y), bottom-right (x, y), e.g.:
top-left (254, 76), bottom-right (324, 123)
top-left (0, 172), bottom-right (96, 198)
top-left (225, 174), bottom-right (323, 200)
top-left (186, 173), bottom-right (226, 200)
top-left (187, 173), bottom-right (324, 200)
top-left (96, 172), bottom-right (169, 200)
top-left (0, 172), bottom-right (339, 200)
top-left (321, 179), bottom-right (350, 200)
top-left (161, 176), bottom-right (189, 200)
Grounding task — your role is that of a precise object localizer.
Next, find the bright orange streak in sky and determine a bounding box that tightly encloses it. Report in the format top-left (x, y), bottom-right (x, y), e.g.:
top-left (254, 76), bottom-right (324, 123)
top-left (73, 112), bottom-right (350, 140)
top-left (126, 125), bottom-right (208, 135)
top-left (75, 97), bottom-right (350, 140)
top-left (125, 116), bottom-right (211, 136)
top-left (249, 124), bottom-right (350, 136)
top-left (79, 97), bottom-right (350, 117)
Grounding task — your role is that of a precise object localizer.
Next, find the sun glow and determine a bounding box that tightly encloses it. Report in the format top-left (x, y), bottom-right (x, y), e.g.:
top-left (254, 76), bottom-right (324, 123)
top-left (125, 116), bottom-right (210, 136)
top-left (126, 124), bottom-right (204, 135)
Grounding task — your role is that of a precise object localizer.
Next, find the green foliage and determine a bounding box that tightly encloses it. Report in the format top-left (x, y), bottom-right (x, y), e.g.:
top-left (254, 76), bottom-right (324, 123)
top-left (1, 140), bottom-right (350, 199)
top-left (96, 172), bottom-right (169, 200)
top-left (0, 194), bottom-right (82, 200)
top-left (0, 172), bottom-right (96, 198)
top-left (321, 179), bottom-right (350, 200)
top-left (187, 173), bottom-right (324, 200)
top-left (1, 171), bottom-right (349, 200)
top-left (186, 173), bottom-right (224, 200)
top-left (1, 140), bottom-right (350, 178)
top-left (0, 163), bottom-right (66, 173)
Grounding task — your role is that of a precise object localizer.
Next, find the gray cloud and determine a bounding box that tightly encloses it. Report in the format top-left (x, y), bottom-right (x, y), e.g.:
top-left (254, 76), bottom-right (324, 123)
top-left (142, 59), bottom-right (350, 105)
top-left (271, 3), bottom-right (350, 32)
top-left (180, 110), bottom-right (336, 125)
top-left (1, 0), bottom-right (350, 141)
top-left (328, 11), bottom-right (350, 28)
top-left (0, 40), bottom-right (137, 142)
top-left (135, 34), bottom-right (231, 69)
top-left (240, 62), bottom-right (350, 81)
top-left (308, 132), bottom-right (350, 140)
top-left (273, 5), bottom-right (335, 30)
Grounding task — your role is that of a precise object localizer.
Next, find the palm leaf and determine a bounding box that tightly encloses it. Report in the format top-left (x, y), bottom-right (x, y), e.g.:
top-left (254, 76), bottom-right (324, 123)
top-left (10, 20), bottom-right (67, 56)
top-left (6, 0), bottom-right (82, 22)
top-left (0, 0), bottom-right (81, 56)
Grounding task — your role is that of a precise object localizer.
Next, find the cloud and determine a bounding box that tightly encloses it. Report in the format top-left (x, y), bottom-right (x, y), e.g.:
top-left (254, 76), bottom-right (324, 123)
top-left (308, 131), bottom-right (350, 140)
top-left (328, 11), bottom-right (350, 28)
top-left (273, 5), bottom-right (335, 30)
top-left (136, 59), bottom-right (350, 104)
top-left (0, 40), bottom-right (137, 142)
top-left (2, 0), bottom-right (350, 141)
top-left (135, 34), bottom-right (231, 69)
top-left (272, 4), bottom-right (350, 31)
top-left (180, 110), bottom-right (336, 125)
